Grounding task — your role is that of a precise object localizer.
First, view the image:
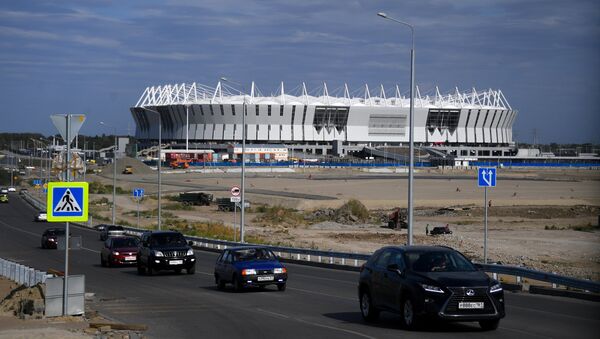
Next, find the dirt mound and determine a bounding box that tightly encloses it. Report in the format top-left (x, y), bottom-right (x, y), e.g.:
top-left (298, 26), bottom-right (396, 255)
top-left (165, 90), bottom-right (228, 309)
top-left (102, 157), bottom-right (154, 175)
top-left (0, 283), bottom-right (44, 317)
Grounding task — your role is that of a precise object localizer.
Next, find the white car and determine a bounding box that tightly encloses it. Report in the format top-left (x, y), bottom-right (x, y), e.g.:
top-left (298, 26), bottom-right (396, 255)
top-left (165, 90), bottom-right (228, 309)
top-left (7, 187), bottom-right (16, 192)
top-left (35, 211), bottom-right (47, 222)
top-left (0, 188), bottom-right (7, 194)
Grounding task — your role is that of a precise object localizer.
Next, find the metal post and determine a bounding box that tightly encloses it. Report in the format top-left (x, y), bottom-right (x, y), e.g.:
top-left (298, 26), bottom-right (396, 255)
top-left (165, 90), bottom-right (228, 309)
top-left (233, 203), bottom-right (237, 242)
top-left (377, 12), bottom-right (415, 246)
top-left (186, 105), bottom-right (189, 151)
top-left (158, 114), bottom-right (162, 230)
top-left (63, 114), bottom-right (71, 316)
top-left (112, 134), bottom-right (117, 224)
top-left (137, 197), bottom-right (140, 228)
top-left (484, 186), bottom-right (488, 264)
top-left (240, 96), bottom-right (246, 242)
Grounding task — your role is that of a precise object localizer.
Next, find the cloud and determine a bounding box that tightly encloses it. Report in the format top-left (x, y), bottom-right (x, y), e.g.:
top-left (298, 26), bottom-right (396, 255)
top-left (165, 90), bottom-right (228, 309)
top-left (0, 25), bottom-right (121, 48)
top-left (125, 50), bottom-right (205, 61)
top-left (286, 31), bottom-right (360, 45)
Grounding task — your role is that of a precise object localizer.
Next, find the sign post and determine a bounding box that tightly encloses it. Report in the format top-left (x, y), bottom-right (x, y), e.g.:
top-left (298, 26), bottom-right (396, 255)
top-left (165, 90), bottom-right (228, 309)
top-left (478, 167), bottom-right (497, 264)
top-left (133, 188), bottom-right (144, 228)
top-left (230, 186), bottom-right (241, 242)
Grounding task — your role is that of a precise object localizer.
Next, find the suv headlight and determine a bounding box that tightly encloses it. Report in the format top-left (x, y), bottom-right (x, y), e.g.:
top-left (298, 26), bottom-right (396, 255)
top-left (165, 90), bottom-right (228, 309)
top-left (273, 267), bottom-right (287, 274)
top-left (153, 250), bottom-right (164, 257)
top-left (113, 251), bottom-right (120, 256)
top-left (241, 269), bottom-right (257, 276)
top-left (421, 284), bottom-right (445, 294)
top-left (490, 283), bottom-right (503, 293)
top-left (186, 249), bottom-right (194, 256)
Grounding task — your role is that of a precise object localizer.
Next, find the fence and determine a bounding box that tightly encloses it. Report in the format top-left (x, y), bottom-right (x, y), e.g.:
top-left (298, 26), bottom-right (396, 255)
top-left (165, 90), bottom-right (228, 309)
top-left (0, 257), bottom-right (49, 287)
top-left (20, 192), bottom-right (600, 294)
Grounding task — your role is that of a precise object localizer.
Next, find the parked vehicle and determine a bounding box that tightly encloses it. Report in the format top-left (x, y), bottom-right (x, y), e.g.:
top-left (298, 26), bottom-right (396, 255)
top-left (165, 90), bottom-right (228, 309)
top-left (34, 211), bottom-right (47, 221)
top-left (122, 166), bottom-right (133, 174)
top-left (358, 246), bottom-right (504, 330)
top-left (216, 198), bottom-right (235, 212)
top-left (214, 246), bottom-right (287, 292)
top-left (0, 188), bottom-right (7, 194)
top-left (430, 225), bottom-right (452, 235)
top-left (178, 191), bottom-right (213, 206)
top-left (0, 194), bottom-right (8, 203)
top-left (41, 228), bottom-right (66, 249)
top-left (7, 187), bottom-right (16, 192)
top-left (136, 231), bottom-right (196, 275)
top-left (101, 236), bottom-right (140, 267)
top-left (100, 225), bottom-right (125, 241)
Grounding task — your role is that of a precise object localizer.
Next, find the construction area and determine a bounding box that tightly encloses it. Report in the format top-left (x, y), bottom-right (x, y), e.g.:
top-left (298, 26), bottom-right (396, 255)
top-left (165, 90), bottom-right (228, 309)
top-left (75, 159), bottom-right (600, 281)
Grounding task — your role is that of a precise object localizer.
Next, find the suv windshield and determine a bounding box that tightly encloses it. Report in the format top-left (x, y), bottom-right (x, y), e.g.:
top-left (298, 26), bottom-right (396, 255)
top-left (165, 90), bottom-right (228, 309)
top-left (112, 237), bottom-right (139, 248)
top-left (108, 226), bottom-right (124, 231)
top-left (233, 248), bottom-right (276, 262)
top-left (405, 250), bottom-right (476, 273)
top-left (150, 233), bottom-right (186, 246)
top-left (48, 229), bottom-right (65, 236)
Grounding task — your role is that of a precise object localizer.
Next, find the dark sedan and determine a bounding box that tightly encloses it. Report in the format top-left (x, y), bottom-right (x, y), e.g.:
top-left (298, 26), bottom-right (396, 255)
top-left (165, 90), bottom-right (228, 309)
top-left (358, 246), bottom-right (504, 330)
top-left (214, 246), bottom-right (287, 292)
top-left (101, 236), bottom-right (140, 267)
top-left (41, 228), bottom-right (66, 249)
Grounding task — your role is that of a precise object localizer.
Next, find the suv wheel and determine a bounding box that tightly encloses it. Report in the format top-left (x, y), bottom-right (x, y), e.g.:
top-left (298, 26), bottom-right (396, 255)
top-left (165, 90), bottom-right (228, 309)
top-left (137, 263), bottom-right (145, 275)
top-left (216, 275), bottom-right (225, 290)
top-left (400, 297), bottom-right (419, 330)
top-left (233, 275), bottom-right (243, 292)
top-left (479, 319), bottom-right (500, 331)
top-left (359, 290), bottom-right (379, 321)
top-left (100, 255), bottom-right (107, 267)
top-left (187, 265), bottom-right (195, 275)
top-left (277, 283), bottom-right (286, 292)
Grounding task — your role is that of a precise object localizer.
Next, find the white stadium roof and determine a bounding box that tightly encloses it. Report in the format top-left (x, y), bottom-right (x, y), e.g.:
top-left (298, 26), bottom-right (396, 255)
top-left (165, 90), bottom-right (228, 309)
top-left (134, 81), bottom-right (511, 110)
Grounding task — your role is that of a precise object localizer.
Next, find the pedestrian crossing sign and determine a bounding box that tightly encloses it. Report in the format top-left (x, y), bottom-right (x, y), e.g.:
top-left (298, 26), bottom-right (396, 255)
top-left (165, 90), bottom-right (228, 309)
top-left (47, 182), bottom-right (89, 222)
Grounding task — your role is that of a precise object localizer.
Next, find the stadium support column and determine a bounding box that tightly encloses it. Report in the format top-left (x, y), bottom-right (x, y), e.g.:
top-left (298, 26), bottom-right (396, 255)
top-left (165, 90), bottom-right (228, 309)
top-left (186, 105), bottom-right (189, 151)
top-left (378, 12), bottom-right (416, 245)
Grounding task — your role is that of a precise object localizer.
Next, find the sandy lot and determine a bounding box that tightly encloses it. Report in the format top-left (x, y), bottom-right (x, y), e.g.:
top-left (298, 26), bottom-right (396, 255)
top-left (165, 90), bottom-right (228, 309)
top-left (89, 166), bottom-right (600, 280)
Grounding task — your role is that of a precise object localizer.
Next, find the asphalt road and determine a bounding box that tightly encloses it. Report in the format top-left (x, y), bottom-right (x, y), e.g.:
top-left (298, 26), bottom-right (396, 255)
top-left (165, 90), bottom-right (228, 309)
top-left (1, 196), bottom-right (598, 339)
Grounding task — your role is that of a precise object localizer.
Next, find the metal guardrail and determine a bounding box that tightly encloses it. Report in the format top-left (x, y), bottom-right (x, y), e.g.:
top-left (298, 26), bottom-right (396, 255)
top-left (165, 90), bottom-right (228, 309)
top-left (20, 191), bottom-right (600, 294)
top-left (481, 264), bottom-right (600, 294)
top-left (0, 257), bottom-right (50, 287)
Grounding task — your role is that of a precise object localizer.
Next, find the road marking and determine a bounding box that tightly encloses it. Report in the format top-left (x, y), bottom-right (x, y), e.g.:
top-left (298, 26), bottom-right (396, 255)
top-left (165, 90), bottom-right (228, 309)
top-left (254, 308), bottom-right (290, 319)
top-left (287, 286), bottom-right (355, 302)
top-left (499, 326), bottom-right (549, 338)
top-left (291, 272), bottom-right (356, 285)
top-left (0, 218), bottom-right (99, 253)
top-left (507, 304), bottom-right (599, 322)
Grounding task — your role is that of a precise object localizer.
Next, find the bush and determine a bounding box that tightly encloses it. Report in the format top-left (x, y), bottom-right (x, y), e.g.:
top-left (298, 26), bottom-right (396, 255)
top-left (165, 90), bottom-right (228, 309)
top-left (253, 205), bottom-right (305, 226)
top-left (336, 199), bottom-right (369, 222)
top-left (163, 203), bottom-right (193, 211)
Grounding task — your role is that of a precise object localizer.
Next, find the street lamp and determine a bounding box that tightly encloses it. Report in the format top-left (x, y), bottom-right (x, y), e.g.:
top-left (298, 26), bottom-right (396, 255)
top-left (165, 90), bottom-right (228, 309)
top-left (140, 107), bottom-right (163, 230)
top-left (220, 77), bottom-right (247, 243)
top-left (100, 122), bottom-right (118, 225)
top-left (378, 12), bottom-right (416, 245)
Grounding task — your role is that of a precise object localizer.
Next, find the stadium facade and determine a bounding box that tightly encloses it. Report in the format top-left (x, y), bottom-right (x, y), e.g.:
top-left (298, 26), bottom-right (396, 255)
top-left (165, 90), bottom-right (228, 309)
top-left (130, 82), bottom-right (516, 156)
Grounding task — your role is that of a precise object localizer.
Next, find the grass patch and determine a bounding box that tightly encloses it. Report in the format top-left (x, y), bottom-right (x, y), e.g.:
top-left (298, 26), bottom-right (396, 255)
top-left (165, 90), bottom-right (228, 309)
top-left (89, 181), bottom-right (131, 194)
top-left (336, 199), bottom-right (369, 222)
top-left (162, 203), bottom-right (193, 211)
top-left (91, 197), bottom-right (110, 205)
top-left (162, 219), bottom-right (266, 243)
top-left (253, 205), bottom-right (306, 226)
top-left (569, 223), bottom-right (600, 232)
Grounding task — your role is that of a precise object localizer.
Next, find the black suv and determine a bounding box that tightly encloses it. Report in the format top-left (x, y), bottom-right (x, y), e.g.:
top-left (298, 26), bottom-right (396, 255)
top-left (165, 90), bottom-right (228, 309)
top-left (136, 231), bottom-right (196, 275)
top-left (358, 246), bottom-right (504, 330)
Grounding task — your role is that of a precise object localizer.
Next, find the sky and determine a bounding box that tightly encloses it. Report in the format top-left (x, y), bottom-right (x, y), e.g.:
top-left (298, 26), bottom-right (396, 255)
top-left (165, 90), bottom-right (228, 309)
top-left (0, 0), bottom-right (598, 144)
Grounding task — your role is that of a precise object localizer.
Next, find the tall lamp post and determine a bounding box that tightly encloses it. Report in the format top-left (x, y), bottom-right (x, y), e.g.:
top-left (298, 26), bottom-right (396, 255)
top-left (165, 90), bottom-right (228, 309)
top-left (377, 12), bottom-right (416, 245)
top-left (100, 122), bottom-right (118, 225)
top-left (219, 77), bottom-right (246, 243)
top-left (140, 107), bottom-right (163, 230)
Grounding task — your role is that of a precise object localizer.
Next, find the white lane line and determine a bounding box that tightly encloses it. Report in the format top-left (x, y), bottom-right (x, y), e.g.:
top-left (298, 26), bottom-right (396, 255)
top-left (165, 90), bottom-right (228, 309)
top-left (287, 286), bottom-right (356, 302)
top-left (0, 219), bottom-right (100, 253)
top-left (507, 304), bottom-right (599, 322)
top-left (254, 308), bottom-right (376, 339)
top-left (499, 326), bottom-right (549, 338)
top-left (291, 272), bottom-right (357, 285)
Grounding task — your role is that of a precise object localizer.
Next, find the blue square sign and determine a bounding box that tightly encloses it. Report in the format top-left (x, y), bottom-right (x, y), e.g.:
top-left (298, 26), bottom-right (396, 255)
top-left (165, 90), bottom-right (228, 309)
top-left (47, 182), bottom-right (88, 222)
top-left (478, 167), bottom-right (497, 187)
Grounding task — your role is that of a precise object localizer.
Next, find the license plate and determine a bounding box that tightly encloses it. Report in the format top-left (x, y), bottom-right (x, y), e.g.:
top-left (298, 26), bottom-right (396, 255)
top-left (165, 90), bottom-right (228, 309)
top-left (125, 256), bottom-right (136, 261)
top-left (257, 275), bottom-right (274, 281)
top-left (169, 260), bottom-right (183, 265)
top-left (459, 302), bottom-right (484, 309)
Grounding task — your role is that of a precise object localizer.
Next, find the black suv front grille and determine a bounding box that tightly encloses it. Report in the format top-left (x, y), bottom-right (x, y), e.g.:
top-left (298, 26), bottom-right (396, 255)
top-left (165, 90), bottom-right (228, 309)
top-left (443, 287), bottom-right (495, 315)
top-left (163, 250), bottom-right (188, 258)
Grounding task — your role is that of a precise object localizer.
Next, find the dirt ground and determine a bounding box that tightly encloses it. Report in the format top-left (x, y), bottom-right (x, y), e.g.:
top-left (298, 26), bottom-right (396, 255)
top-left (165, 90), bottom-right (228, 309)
top-left (88, 166), bottom-right (600, 281)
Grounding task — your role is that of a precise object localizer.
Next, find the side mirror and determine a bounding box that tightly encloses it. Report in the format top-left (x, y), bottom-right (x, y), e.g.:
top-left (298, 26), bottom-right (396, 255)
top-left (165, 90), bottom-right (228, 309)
top-left (473, 263), bottom-right (483, 270)
top-left (188, 241), bottom-right (194, 246)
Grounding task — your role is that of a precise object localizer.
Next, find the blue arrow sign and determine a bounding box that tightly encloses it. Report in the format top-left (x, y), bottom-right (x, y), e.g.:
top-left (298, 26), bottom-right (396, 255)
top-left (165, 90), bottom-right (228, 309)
top-left (133, 188), bottom-right (144, 198)
top-left (478, 167), bottom-right (497, 187)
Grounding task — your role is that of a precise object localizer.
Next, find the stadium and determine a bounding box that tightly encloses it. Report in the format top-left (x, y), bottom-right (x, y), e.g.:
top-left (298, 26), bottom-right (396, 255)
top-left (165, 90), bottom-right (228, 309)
top-left (130, 81), bottom-right (517, 162)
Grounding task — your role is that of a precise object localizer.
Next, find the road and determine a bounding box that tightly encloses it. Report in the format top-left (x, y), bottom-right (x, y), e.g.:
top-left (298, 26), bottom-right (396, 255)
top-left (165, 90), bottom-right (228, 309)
top-left (1, 196), bottom-right (598, 339)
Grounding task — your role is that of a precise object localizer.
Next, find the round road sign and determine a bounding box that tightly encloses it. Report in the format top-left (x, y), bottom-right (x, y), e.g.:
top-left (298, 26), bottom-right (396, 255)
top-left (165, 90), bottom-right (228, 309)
top-left (230, 186), bottom-right (240, 196)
